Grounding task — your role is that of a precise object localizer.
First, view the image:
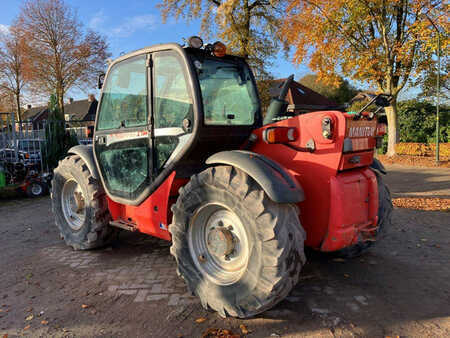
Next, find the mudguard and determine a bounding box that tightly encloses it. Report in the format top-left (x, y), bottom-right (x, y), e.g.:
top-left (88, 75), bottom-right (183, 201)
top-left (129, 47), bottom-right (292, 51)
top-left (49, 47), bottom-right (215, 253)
top-left (206, 150), bottom-right (305, 203)
top-left (370, 158), bottom-right (387, 175)
top-left (67, 145), bottom-right (100, 180)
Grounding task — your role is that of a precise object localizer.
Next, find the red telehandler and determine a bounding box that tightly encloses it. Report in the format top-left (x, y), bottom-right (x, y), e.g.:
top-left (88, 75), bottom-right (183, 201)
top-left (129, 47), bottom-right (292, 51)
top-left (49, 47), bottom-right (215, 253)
top-left (51, 37), bottom-right (392, 318)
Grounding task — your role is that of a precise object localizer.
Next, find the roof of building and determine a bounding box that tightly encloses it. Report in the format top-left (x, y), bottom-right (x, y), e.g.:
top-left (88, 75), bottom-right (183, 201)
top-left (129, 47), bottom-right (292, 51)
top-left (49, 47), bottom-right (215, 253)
top-left (22, 97), bottom-right (98, 122)
top-left (270, 79), bottom-right (343, 111)
top-left (64, 99), bottom-right (94, 121)
top-left (22, 106), bottom-right (48, 121)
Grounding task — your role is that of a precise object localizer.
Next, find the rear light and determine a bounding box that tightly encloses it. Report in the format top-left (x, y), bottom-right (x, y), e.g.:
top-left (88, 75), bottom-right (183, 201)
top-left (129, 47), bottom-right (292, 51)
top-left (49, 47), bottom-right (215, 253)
top-left (376, 123), bottom-right (387, 136)
top-left (263, 127), bottom-right (299, 144)
top-left (213, 42), bottom-right (227, 57)
top-left (25, 153), bottom-right (30, 159)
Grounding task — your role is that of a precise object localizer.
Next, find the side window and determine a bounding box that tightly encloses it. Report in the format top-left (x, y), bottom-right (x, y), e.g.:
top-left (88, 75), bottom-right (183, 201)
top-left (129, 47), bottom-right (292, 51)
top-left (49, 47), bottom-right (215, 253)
top-left (153, 52), bottom-right (193, 170)
top-left (154, 52), bottom-right (193, 129)
top-left (97, 55), bottom-right (148, 130)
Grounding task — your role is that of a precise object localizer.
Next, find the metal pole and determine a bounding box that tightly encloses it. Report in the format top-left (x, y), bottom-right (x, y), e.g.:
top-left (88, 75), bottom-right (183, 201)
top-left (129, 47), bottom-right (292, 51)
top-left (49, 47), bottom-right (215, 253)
top-left (435, 32), bottom-right (440, 164)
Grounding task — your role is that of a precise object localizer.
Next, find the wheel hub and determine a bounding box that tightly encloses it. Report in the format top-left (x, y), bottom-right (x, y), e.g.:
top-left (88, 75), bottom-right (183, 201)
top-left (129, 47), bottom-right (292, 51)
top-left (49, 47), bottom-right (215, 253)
top-left (207, 227), bottom-right (235, 257)
top-left (188, 203), bottom-right (250, 285)
top-left (61, 179), bottom-right (86, 231)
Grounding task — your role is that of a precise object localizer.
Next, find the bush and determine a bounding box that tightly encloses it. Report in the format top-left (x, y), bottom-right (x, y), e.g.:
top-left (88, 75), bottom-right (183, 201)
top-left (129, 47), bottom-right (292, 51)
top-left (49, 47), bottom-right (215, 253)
top-left (397, 100), bottom-right (449, 144)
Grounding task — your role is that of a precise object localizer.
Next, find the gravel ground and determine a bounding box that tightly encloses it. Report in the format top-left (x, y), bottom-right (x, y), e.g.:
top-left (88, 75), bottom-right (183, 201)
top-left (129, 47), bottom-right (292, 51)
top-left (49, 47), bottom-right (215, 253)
top-left (0, 166), bottom-right (449, 338)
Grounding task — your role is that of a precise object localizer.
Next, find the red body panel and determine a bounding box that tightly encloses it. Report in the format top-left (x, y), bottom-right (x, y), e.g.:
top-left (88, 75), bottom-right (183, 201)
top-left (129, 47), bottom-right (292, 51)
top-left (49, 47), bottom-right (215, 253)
top-left (105, 110), bottom-right (380, 252)
top-left (250, 111), bottom-right (379, 251)
top-left (107, 172), bottom-right (176, 241)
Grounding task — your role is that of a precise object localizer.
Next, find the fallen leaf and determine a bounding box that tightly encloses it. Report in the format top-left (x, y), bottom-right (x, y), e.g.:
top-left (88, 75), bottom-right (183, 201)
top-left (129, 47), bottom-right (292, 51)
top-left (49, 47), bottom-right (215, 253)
top-left (81, 304), bottom-right (89, 309)
top-left (332, 258), bottom-right (346, 262)
top-left (26, 307), bottom-right (33, 312)
top-left (195, 317), bottom-right (207, 323)
top-left (41, 320), bottom-right (48, 325)
top-left (3, 334), bottom-right (8, 338)
top-left (421, 238), bottom-right (428, 242)
top-left (344, 274), bottom-right (350, 278)
top-left (25, 314), bottom-right (33, 321)
top-left (240, 324), bottom-right (249, 334)
top-left (435, 244), bottom-right (441, 248)
top-left (23, 325), bottom-right (31, 331)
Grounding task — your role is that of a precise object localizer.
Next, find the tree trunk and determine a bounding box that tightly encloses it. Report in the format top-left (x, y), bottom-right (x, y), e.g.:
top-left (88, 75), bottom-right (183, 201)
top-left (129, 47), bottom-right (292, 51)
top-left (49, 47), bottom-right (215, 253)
top-left (15, 93), bottom-right (22, 126)
top-left (56, 86), bottom-right (65, 115)
top-left (385, 96), bottom-right (399, 157)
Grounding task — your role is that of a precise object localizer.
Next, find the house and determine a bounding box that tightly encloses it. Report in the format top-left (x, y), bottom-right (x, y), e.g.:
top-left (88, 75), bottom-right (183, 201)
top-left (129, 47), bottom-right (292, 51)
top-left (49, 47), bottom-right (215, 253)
top-left (21, 105), bottom-right (50, 129)
top-left (22, 94), bottom-right (98, 128)
top-left (270, 79), bottom-right (345, 114)
top-left (63, 94), bottom-right (98, 126)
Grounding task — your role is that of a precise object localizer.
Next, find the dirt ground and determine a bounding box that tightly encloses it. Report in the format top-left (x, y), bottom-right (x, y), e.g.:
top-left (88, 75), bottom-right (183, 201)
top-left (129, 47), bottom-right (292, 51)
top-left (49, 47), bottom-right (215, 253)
top-left (0, 165), bottom-right (449, 338)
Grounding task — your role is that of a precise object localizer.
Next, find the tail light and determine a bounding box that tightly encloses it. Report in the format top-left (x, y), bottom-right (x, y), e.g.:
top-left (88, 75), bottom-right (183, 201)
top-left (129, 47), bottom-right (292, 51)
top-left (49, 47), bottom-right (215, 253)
top-left (263, 127), bottom-right (299, 144)
top-left (376, 123), bottom-right (387, 136)
top-left (25, 153), bottom-right (30, 159)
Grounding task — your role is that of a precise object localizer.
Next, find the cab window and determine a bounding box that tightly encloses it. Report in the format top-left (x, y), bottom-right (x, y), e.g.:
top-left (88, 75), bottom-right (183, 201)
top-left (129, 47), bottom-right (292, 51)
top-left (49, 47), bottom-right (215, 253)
top-left (97, 55), bottom-right (148, 130)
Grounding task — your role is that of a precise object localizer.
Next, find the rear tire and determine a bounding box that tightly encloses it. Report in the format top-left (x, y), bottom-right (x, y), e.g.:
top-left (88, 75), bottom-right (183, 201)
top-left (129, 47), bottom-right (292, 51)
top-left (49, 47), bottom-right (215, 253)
top-left (51, 155), bottom-right (115, 250)
top-left (170, 166), bottom-right (306, 318)
top-left (333, 171), bottom-right (393, 258)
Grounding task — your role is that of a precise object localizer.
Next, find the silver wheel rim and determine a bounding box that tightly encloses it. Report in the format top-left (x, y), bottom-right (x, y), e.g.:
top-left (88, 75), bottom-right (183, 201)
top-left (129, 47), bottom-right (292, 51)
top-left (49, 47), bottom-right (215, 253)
top-left (188, 203), bottom-right (249, 286)
top-left (61, 179), bottom-right (86, 231)
top-left (31, 183), bottom-right (42, 196)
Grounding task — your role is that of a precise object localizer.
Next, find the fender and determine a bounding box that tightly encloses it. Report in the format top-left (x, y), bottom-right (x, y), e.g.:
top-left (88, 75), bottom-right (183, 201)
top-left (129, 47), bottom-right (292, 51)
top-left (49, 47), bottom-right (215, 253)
top-left (206, 150), bottom-right (305, 203)
top-left (370, 158), bottom-right (387, 175)
top-left (68, 145), bottom-right (100, 180)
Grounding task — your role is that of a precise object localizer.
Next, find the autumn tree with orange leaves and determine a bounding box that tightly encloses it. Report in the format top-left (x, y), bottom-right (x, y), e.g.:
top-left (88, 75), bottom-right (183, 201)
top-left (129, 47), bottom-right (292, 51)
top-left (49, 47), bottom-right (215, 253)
top-left (18, 0), bottom-right (110, 114)
top-left (0, 23), bottom-right (32, 124)
top-left (283, 0), bottom-right (448, 156)
top-left (158, 0), bottom-right (286, 76)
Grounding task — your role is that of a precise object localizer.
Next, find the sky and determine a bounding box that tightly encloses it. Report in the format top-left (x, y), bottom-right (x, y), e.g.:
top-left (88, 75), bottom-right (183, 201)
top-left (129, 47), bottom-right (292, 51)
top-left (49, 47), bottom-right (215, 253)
top-left (1, 0), bottom-right (417, 105)
top-left (0, 0), bottom-right (312, 104)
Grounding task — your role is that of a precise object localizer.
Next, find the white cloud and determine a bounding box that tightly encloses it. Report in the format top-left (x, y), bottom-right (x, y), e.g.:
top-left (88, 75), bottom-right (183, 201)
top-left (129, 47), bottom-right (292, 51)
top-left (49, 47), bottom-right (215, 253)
top-left (88, 10), bottom-right (106, 31)
top-left (0, 24), bottom-right (9, 36)
top-left (110, 14), bottom-right (158, 38)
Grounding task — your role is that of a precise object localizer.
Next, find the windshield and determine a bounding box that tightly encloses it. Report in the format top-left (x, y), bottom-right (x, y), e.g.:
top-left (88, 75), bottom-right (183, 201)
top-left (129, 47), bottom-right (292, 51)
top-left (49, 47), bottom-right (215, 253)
top-left (190, 56), bottom-right (259, 125)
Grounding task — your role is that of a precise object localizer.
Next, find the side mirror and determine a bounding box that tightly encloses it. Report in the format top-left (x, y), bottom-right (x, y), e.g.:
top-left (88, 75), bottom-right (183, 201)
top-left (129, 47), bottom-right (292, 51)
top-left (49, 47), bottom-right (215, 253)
top-left (97, 73), bottom-right (105, 89)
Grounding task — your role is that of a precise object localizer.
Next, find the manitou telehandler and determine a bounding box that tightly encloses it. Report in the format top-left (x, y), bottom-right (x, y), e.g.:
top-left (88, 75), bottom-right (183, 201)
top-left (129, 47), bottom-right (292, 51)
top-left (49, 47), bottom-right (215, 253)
top-left (51, 37), bottom-right (392, 318)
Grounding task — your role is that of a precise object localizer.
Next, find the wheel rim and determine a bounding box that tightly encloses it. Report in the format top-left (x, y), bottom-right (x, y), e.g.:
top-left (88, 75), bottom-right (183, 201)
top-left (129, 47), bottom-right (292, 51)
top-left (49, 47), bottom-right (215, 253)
top-left (61, 179), bottom-right (86, 231)
top-left (188, 203), bottom-right (249, 286)
top-left (31, 183), bottom-right (42, 196)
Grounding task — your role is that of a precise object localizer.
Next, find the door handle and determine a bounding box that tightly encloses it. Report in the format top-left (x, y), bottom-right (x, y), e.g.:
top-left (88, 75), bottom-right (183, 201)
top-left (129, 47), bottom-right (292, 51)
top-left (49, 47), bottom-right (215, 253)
top-left (96, 136), bottom-right (106, 145)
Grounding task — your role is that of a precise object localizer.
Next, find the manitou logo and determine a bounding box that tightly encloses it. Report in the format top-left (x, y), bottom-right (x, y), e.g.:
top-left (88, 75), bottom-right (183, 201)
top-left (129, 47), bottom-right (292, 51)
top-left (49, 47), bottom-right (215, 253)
top-left (348, 126), bottom-right (376, 137)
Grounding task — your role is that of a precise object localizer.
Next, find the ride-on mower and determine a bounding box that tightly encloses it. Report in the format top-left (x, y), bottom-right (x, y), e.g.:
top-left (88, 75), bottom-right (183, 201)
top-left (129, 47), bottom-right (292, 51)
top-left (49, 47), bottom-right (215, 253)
top-left (51, 37), bottom-right (392, 318)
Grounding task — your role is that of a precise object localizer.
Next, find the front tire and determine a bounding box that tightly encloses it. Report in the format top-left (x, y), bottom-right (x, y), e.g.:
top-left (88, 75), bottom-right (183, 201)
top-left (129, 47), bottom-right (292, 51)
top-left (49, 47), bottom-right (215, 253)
top-left (51, 155), bottom-right (115, 250)
top-left (170, 166), bottom-right (306, 318)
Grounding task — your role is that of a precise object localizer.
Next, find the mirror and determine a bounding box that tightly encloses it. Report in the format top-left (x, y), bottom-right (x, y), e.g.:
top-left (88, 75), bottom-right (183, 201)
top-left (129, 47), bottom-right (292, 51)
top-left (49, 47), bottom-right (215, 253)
top-left (97, 73), bottom-right (105, 89)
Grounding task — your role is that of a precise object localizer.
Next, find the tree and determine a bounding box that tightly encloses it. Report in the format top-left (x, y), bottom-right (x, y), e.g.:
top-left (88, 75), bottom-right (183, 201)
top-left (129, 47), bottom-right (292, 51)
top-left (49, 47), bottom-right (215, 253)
top-left (158, 0), bottom-right (285, 76)
top-left (42, 94), bottom-right (78, 170)
top-left (0, 23), bottom-right (31, 124)
top-left (18, 0), bottom-right (110, 113)
top-left (283, 0), bottom-right (448, 156)
top-left (299, 74), bottom-right (360, 104)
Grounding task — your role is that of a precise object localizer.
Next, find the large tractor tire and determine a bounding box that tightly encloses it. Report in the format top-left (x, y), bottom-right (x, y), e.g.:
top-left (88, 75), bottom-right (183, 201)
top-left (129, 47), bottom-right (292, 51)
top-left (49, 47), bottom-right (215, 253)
top-left (170, 166), bottom-right (306, 318)
top-left (51, 155), bottom-right (115, 250)
top-left (334, 171), bottom-right (393, 258)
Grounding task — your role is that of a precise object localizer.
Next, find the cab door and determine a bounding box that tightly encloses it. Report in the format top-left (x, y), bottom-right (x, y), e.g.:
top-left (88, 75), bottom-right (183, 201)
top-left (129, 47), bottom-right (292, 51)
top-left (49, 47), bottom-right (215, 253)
top-left (93, 54), bottom-right (152, 204)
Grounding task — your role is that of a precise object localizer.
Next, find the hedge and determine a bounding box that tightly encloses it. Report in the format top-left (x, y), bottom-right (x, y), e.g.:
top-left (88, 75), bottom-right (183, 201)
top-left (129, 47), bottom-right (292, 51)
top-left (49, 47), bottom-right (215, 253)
top-left (395, 142), bottom-right (450, 157)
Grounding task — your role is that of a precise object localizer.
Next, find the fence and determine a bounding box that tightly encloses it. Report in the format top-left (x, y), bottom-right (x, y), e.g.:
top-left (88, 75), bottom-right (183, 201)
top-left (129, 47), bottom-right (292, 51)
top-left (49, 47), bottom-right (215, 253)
top-left (0, 112), bottom-right (92, 178)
